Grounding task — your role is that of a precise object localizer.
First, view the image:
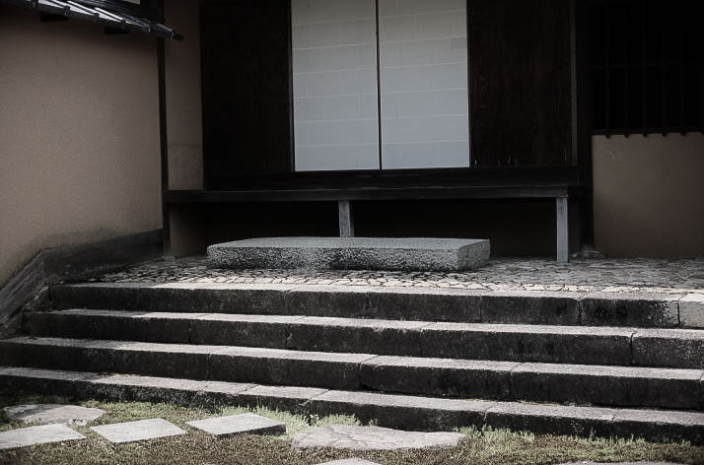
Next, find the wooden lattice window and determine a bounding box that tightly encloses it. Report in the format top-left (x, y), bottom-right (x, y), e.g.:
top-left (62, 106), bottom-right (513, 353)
top-left (587, 0), bottom-right (703, 136)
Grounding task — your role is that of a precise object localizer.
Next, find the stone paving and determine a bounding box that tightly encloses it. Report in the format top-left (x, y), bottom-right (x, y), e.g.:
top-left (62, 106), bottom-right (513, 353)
top-left (90, 418), bottom-right (186, 444)
top-left (92, 256), bottom-right (704, 295)
top-left (3, 404), bottom-right (105, 426)
top-left (560, 463), bottom-right (683, 465)
top-left (0, 424), bottom-right (85, 450)
top-left (317, 460), bottom-right (382, 465)
top-left (0, 410), bottom-right (289, 451)
top-left (187, 413), bottom-right (286, 438)
top-left (292, 424), bottom-right (465, 451)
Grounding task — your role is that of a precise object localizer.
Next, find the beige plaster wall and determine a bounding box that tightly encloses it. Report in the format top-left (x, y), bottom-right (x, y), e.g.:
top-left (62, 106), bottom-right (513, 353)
top-left (0, 5), bottom-right (162, 286)
top-left (165, 0), bottom-right (203, 190)
top-left (593, 134), bottom-right (704, 257)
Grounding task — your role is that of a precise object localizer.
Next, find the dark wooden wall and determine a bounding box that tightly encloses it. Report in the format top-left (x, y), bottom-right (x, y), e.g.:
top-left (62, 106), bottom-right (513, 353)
top-left (200, 0), bottom-right (292, 189)
top-left (200, 0), bottom-right (575, 189)
top-left (468, 0), bottom-right (573, 168)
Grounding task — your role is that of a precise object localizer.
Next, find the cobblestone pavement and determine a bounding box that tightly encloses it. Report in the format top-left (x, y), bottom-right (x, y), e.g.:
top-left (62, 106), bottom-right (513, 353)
top-left (92, 256), bottom-right (704, 295)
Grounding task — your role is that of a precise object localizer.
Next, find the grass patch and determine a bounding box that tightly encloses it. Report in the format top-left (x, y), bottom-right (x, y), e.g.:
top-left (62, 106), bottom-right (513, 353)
top-left (1, 392), bottom-right (703, 465)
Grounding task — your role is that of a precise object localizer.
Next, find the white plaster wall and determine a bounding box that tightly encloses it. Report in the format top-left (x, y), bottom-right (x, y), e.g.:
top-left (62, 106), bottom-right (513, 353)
top-left (593, 134), bottom-right (704, 257)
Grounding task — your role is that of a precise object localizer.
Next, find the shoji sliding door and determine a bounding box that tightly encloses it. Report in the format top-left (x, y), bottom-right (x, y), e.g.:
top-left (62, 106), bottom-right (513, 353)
top-left (292, 0), bottom-right (380, 172)
top-left (292, 0), bottom-right (469, 172)
top-left (378, 0), bottom-right (470, 169)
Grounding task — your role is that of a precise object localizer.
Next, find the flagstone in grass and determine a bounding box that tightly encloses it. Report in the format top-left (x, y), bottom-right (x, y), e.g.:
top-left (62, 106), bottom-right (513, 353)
top-left (90, 418), bottom-right (186, 444)
top-left (3, 404), bottom-right (105, 426)
top-left (187, 413), bottom-right (286, 438)
top-left (1, 392), bottom-right (703, 465)
top-left (0, 424), bottom-right (85, 450)
top-left (317, 459), bottom-right (382, 465)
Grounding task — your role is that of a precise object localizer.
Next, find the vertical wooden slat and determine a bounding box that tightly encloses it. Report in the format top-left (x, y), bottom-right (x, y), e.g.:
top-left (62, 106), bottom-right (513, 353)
top-left (603, 2), bottom-right (610, 136)
top-left (338, 200), bottom-right (355, 238)
top-left (556, 197), bottom-right (569, 262)
top-left (660, 1), bottom-right (667, 136)
top-left (641, 0), bottom-right (648, 135)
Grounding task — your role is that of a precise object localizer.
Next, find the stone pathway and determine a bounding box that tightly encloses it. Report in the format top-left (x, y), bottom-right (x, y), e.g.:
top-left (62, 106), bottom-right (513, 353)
top-left (92, 256), bottom-right (704, 295)
top-left (292, 424), bottom-right (465, 451)
top-left (0, 410), bottom-right (289, 451)
top-left (0, 424), bottom-right (85, 450)
top-left (0, 407), bottom-right (693, 465)
top-left (187, 413), bottom-right (286, 438)
top-left (90, 418), bottom-right (186, 444)
top-left (3, 404), bottom-right (105, 426)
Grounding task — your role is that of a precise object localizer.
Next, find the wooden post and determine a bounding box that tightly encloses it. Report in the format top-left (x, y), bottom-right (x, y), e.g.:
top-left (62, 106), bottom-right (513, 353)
top-left (338, 200), bottom-right (354, 237)
top-left (556, 197), bottom-right (569, 262)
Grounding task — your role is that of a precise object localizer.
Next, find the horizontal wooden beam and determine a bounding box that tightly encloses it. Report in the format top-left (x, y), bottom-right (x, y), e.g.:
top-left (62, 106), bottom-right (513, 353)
top-left (165, 185), bottom-right (581, 205)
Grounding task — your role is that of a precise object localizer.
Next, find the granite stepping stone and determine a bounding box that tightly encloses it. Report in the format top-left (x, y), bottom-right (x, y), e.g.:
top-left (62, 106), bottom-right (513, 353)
top-left (292, 424), bottom-right (465, 451)
top-left (208, 237), bottom-right (490, 271)
top-left (316, 460), bottom-right (382, 465)
top-left (186, 413), bottom-right (286, 438)
top-left (559, 463), bottom-right (684, 465)
top-left (0, 424), bottom-right (85, 450)
top-left (90, 418), bottom-right (186, 444)
top-left (4, 404), bottom-right (105, 426)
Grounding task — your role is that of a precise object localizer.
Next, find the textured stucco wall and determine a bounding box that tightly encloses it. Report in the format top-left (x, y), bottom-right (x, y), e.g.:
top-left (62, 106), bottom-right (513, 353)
top-left (593, 134), bottom-right (704, 257)
top-left (0, 5), bottom-right (162, 286)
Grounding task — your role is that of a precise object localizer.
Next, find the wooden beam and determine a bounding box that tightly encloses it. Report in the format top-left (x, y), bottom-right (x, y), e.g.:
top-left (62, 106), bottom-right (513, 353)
top-left (165, 184), bottom-right (579, 204)
top-left (338, 200), bottom-right (354, 237)
top-left (556, 197), bottom-right (569, 262)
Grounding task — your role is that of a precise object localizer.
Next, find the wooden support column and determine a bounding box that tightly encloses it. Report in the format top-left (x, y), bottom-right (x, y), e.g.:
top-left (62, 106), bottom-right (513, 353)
top-left (338, 200), bottom-right (354, 237)
top-left (556, 197), bottom-right (569, 262)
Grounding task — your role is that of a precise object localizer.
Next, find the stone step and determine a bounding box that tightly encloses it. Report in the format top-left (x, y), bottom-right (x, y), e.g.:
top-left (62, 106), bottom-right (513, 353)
top-left (0, 337), bottom-right (702, 410)
top-left (23, 310), bottom-right (704, 369)
top-left (207, 237), bottom-right (491, 271)
top-left (50, 283), bottom-right (685, 328)
top-left (0, 366), bottom-right (702, 445)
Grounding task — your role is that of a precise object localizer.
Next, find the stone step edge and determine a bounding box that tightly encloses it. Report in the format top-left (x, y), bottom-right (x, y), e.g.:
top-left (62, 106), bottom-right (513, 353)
top-left (24, 310), bottom-right (704, 369)
top-left (51, 282), bottom-right (703, 328)
top-left (1, 336), bottom-right (702, 411)
top-left (0, 366), bottom-right (701, 445)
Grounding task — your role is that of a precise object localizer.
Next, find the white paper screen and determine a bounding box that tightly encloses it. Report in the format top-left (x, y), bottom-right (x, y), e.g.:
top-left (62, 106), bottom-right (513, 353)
top-left (292, 0), bottom-right (381, 171)
top-left (379, 0), bottom-right (470, 169)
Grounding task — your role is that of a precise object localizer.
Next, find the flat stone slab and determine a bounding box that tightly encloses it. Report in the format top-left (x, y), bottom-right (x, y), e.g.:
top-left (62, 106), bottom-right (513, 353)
top-left (208, 237), bottom-right (490, 271)
top-left (0, 424), bottom-right (85, 450)
top-left (186, 413), bottom-right (285, 437)
top-left (292, 424), bottom-right (465, 450)
top-left (90, 418), bottom-right (186, 444)
top-left (559, 463), bottom-right (684, 465)
top-left (4, 404), bottom-right (105, 426)
top-left (316, 460), bottom-right (382, 465)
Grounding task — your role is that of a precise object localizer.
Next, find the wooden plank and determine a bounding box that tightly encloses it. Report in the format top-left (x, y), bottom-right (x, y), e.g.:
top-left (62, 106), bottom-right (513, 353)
top-left (200, 0), bottom-right (292, 189)
top-left (469, 0), bottom-right (573, 168)
top-left (165, 185), bottom-right (579, 205)
top-left (338, 200), bottom-right (354, 237)
top-left (556, 197), bottom-right (570, 262)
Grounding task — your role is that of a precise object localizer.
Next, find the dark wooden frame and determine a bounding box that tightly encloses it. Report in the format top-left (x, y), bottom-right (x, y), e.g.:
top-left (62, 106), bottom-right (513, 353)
top-left (583, 0), bottom-right (704, 137)
top-left (200, 0), bottom-right (579, 191)
top-left (186, 0), bottom-right (589, 261)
